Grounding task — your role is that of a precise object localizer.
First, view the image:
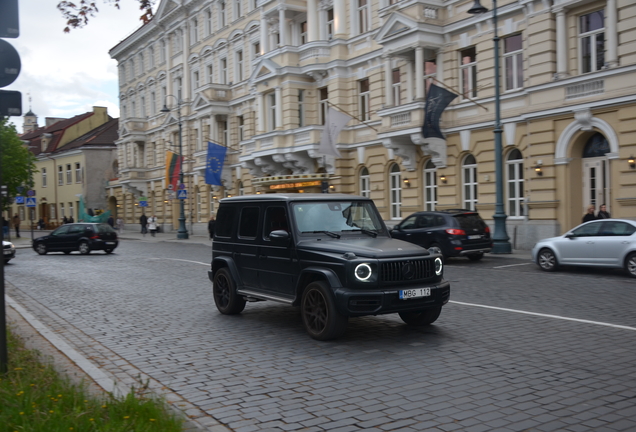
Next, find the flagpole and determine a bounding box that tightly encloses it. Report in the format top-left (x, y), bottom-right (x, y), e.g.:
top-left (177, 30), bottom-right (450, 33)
top-left (431, 78), bottom-right (489, 112)
top-left (326, 101), bottom-right (378, 132)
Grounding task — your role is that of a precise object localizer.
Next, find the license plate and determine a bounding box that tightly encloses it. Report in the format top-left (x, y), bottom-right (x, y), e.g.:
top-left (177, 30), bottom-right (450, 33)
top-left (468, 235), bottom-right (481, 239)
top-left (399, 288), bottom-right (431, 300)
top-left (106, 242), bottom-right (116, 245)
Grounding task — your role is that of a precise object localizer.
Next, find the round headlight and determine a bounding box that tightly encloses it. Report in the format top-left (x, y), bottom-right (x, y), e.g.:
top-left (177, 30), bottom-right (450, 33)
top-left (434, 257), bottom-right (443, 276)
top-left (355, 263), bottom-right (373, 281)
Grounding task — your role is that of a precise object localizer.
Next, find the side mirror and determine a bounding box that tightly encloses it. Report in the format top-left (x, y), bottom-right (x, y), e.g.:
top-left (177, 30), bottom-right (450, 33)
top-left (269, 230), bottom-right (290, 241)
top-left (565, 233), bottom-right (575, 239)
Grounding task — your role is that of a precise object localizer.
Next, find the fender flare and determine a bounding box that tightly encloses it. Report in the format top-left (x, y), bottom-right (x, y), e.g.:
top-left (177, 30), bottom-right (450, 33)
top-left (210, 256), bottom-right (243, 288)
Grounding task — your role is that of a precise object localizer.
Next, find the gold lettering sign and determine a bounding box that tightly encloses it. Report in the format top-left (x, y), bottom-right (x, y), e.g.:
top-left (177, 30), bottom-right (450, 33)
top-left (270, 181), bottom-right (321, 190)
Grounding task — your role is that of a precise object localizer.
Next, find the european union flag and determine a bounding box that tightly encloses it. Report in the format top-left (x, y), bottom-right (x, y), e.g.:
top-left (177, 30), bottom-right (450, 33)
top-left (205, 141), bottom-right (227, 186)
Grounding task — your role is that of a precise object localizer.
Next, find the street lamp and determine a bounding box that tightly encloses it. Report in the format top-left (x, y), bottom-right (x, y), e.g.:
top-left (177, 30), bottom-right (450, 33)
top-left (468, 0), bottom-right (511, 254)
top-left (161, 95), bottom-right (189, 239)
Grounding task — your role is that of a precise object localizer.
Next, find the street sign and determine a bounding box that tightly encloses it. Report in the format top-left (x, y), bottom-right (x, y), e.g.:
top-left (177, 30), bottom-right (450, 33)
top-left (139, 201), bottom-right (148, 207)
top-left (167, 191), bottom-right (175, 200)
top-left (177, 189), bottom-right (188, 199)
top-left (14, 196), bottom-right (24, 204)
top-left (178, 183), bottom-right (186, 190)
top-left (25, 197), bottom-right (36, 207)
top-left (27, 190), bottom-right (35, 196)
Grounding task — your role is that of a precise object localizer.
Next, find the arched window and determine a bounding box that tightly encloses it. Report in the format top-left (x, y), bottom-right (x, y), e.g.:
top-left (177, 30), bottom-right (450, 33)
top-left (359, 167), bottom-right (370, 198)
top-left (424, 159), bottom-right (437, 211)
top-left (506, 149), bottom-right (524, 217)
top-left (389, 164), bottom-right (401, 219)
top-left (582, 132), bottom-right (610, 158)
top-left (462, 154), bottom-right (477, 210)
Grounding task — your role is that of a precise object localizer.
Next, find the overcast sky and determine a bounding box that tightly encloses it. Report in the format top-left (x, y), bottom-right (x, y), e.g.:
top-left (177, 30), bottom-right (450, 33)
top-left (6, 0), bottom-right (148, 132)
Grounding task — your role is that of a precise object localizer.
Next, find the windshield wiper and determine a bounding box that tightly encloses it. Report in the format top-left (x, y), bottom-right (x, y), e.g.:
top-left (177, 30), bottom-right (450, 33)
top-left (342, 229), bottom-right (378, 238)
top-left (303, 230), bottom-right (341, 238)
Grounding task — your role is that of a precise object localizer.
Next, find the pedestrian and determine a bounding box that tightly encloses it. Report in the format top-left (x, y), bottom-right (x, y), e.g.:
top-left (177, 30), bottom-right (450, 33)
top-left (116, 217), bottom-right (124, 232)
top-left (597, 204), bottom-right (611, 219)
top-left (107, 215), bottom-right (115, 227)
top-left (68, 216), bottom-right (74, 223)
top-left (148, 215), bottom-right (158, 237)
top-left (62, 216), bottom-right (68, 224)
top-left (12, 214), bottom-right (20, 238)
top-left (208, 214), bottom-right (215, 240)
top-left (38, 217), bottom-right (45, 230)
top-left (140, 213), bottom-right (148, 235)
top-left (582, 205), bottom-right (596, 223)
top-left (2, 218), bottom-right (8, 237)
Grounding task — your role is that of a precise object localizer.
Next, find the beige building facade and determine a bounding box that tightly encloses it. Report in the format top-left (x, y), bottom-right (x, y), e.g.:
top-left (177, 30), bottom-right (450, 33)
top-left (109, 0), bottom-right (636, 248)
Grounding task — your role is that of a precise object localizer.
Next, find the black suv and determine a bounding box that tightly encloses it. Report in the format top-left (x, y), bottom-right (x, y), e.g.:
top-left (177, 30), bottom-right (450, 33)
top-left (390, 210), bottom-right (492, 261)
top-left (33, 223), bottom-right (119, 255)
top-left (209, 194), bottom-right (450, 340)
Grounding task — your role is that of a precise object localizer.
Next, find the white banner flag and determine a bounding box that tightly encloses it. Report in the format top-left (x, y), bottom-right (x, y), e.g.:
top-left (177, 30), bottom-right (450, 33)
top-left (318, 107), bottom-right (352, 158)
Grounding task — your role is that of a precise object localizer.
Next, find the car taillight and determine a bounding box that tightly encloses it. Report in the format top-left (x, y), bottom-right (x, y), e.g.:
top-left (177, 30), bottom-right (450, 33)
top-left (484, 226), bottom-right (490, 233)
top-left (446, 228), bottom-right (465, 235)
top-left (90, 235), bottom-right (99, 240)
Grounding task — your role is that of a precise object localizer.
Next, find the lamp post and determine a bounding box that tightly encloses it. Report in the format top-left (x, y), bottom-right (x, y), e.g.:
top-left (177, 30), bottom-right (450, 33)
top-left (468, 0), bottom-right (511, 254)
top-left (161, 95), bottom-right (189, 239)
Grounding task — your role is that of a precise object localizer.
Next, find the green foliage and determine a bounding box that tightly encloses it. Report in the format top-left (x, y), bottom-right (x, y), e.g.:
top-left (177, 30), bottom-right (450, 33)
top-left (0, 119), bottom-right (37, 211)
top-left (0, 327), bottom-right (185, 431)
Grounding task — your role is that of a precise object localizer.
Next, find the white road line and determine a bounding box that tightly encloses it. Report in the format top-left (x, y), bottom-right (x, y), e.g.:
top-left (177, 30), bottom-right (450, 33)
top-left (493, 262), bottom-right (533, 269)
top-left (147, 257), bottom-right (209, 266)
top-left (450, 300), bottom-right (636, 331)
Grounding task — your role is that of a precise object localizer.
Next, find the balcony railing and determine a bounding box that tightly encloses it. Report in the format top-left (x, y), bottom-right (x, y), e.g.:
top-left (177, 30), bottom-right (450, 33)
top-left (565, 79), bottom-right (604, 100)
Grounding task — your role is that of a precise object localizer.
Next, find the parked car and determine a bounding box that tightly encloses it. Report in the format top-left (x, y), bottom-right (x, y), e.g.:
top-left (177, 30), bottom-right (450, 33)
top-left (33, 223), bottom-right (119, 255)
top-left (3, 240), bottom-right (15, 263)
top-left (209, 194), bottom-right (450, 340)
top-left (532, 219), bottom-right (636, 277)
top-left (390, 209), bottom-right (492, 261)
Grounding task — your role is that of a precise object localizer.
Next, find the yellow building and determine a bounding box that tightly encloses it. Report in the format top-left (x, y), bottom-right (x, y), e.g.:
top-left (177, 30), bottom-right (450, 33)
top-left (16, 107), bottom-right (118, 229)
top-left (109, 0), bottom-right (636, 248)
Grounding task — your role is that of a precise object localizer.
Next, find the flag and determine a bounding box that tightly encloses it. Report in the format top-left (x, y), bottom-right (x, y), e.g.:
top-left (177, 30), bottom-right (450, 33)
top-left (165, 151), bottom-right (182, 191)
top-left (205, 141), bottom-right (227, 186)
top-left (318, 107), bottom-right (352, 158)
top-left (422, 84), bottom-right (458, 140)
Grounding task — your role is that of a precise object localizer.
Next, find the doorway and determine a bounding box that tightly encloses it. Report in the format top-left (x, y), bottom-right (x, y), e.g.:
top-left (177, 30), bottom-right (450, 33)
top-left (581, 133), bottom-right (610, 215)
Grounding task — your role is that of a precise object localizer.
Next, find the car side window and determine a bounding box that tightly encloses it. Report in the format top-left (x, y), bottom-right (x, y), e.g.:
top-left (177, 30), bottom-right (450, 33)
top-left (68, 225), bottom-right (83, 234)
top-left (418, 215), bottom-right (435, 228)
top-left (571, 222), bottom-right (601, 237)
top-left (52, 226), bottom-right (70, 236)
top-left (400, 215), bottom-right (417, 230)
top-left (434, 215), bottom-right (446, 227)
top-left (263, 206), bottom-right (289, 239)
top-left (215, 206), bottom-right (236, 237)
top-left (599, 221), bottom-right (636, 236)
top-left (238, 207), bottom-right (260, 239)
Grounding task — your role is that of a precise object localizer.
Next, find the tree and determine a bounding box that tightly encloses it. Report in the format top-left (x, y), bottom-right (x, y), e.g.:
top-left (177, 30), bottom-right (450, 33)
top-left (57, 0), bottom-right (156, 32)
top-left (0, 119), bottom-right (37, 212)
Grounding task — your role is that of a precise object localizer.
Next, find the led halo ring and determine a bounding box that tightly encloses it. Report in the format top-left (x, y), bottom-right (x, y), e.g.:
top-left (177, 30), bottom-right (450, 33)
top-left (355, 263), bottom-right (373, 281)
top-left (434, 257), bottom-right (443, 275)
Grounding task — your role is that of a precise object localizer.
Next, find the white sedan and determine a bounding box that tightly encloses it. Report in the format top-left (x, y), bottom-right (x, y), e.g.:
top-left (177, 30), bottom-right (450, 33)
top-left (3, 240), bottom-right (15, 264)
top-left (532, 219), bottom-right (636, 277)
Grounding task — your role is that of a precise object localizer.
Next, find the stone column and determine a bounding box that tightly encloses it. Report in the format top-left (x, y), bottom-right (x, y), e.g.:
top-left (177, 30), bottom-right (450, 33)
top-left (275, 87), bottom-right (283, 129)
top-left (606, 0), bottom-right (618, 67)
top-left (308, 0), bottom-right (318, 42)
top-left (384, 56), bottom-right (393, 107)
top-left (279, 7), bottom-right (288, 47)
top-left (415, 46), bottom-right (424, 100)
top-left (555, 9), bottom-right (568, 78)
top-left (256, 93), bottom-right (264, 133)
top-left (334, 0), bottom-right (346, 38)
top-left (260, 12), bottom-right (268, 53)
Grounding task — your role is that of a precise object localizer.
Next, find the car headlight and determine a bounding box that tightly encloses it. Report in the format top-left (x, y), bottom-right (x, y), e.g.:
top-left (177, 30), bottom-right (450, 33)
top-left (434, 257), bottom-right (443, 276)
top-left (354, 263), bottom-right (373, 281)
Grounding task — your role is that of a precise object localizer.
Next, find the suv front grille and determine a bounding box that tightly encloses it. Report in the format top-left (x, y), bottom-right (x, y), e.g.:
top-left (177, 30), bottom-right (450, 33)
top-left (380, 259), bottom-right (434, 282)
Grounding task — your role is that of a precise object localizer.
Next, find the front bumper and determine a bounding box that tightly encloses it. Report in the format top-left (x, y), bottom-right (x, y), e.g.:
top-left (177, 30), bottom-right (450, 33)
top-left (333, 280), bottom-right (450, 317)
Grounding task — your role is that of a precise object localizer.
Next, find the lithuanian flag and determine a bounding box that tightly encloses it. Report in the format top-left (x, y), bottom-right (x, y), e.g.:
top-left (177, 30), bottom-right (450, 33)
top-left (165, 151), bottom-right (182, 191)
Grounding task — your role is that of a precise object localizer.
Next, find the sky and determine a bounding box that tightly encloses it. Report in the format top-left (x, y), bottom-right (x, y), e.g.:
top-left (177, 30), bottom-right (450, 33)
top-left (6, 0), bottom-right (150, 133)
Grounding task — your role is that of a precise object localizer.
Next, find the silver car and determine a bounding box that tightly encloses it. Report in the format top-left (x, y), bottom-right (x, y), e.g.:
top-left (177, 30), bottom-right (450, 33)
top-left (532, 219), bottom-right (636, 277)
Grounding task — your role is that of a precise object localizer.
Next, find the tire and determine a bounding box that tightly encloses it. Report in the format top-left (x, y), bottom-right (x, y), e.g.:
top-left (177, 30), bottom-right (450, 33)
top-left (301, 281), bottom-right (348, 341)
top-left (537, 248), bottom-right (558, 272)
top-left (35, 243), bottom-right (47, 255)
top-left (399, 306), bottom-right (442, 326)
top-left (63, 251), bottom-right (71, 255)
top-left (212, 268), bottom-right (246, 314)
top-left (78, 241), bottom-right (91, 255)
top-left (105, 249), bottom-right (114, 254)
top-left (625, 253), bottom-right (636, 278)
top-left (467, 252), bottom-right (484, 261)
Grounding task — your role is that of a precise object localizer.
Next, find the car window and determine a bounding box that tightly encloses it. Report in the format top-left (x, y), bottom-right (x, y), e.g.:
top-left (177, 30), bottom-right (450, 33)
top-left (454, 214), bottom-right (486, 230)
top-left (400, 215), bottom-right (418, 230)
top-left (293, 201), bottom-right (383, 233)
top-left (238, 207), bottom-right (260, 238)
top-left (96, 224), bottom-right (116, 234)
top-left (434, 215), bottom-right (446, 227)
top-left (215, 206), bottom-right (236, 237)
top-left (599, 221), bottom-right (636, 236)
top-left (571, 222), bottom-right (601, 237)
top-left (418, 215), bottom-right (435, 228)
top-left (52, 225), bottom-right (70, 236)
top-left (67, 224), bottom-right (83, 234)
top-left (263, 206), bottom-right (289, 239)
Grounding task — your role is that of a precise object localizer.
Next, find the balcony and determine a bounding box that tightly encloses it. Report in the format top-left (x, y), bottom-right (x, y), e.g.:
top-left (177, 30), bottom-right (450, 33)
top-left (377, 101), bottom-right (426, 133)
top-left (198, 83), bottom-right (232, 102)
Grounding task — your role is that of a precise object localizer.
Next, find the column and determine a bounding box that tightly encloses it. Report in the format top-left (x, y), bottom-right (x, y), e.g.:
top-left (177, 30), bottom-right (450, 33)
top-left (415, 46), bottom-right (424, 100)
top-left (318, 6), bottom-right (326, 40)
top-left (211, 115), bottom-right (219, 142)
top-left (556, 9), bottom-right (568, 78)
top-left (308, 0), bottom-right (318, 42)
top-left (436, 50), bottom-right (444, 86)
top-left (334, 0), bottom-right (346, 38)
top-left (606, 0), bottom-right (618, 67)
top-left (256, 93), bottom-right (264, 133)
top-left (279, 8), bottom-right (288, 46)
top-left (384, 57), bottom-right (393, 107)
top-left (275, 87), bottom-right (283, 129)
top-left (260, 12), bottom-right (268, 53)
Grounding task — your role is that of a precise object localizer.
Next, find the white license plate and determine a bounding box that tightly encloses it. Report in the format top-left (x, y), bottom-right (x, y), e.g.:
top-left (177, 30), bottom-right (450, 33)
top-left (106, 242), bottom-right (116, 245)
top-left (468, 235), bottom-right (482, 239)
top-left (399, 288), bottom-right (431, 300)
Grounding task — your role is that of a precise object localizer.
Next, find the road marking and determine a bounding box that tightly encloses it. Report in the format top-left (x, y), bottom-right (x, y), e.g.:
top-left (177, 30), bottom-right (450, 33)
top-left (493, 262), bottom-right (533, 269)
top-left (450, 300), bottom-right (636, 331)
top-left (147, 257), bottom-right (209, 266)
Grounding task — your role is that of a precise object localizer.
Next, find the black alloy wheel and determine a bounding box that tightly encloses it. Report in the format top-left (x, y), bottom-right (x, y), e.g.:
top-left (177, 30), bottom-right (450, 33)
top-left (212, 268), bottom-right (246, 314)
top-left (78, 241), bottom-right (91, 255)
top-left (399, 306), bottom-right (442, 326)
top-left (538, 248), bottom-right (558, 272)
top-left (301, 281), bottom-right (347, 341)
top-left (35, 243), bottom-right (47, 255)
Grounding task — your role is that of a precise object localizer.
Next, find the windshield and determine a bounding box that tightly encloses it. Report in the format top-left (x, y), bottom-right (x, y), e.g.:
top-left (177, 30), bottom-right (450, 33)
top-left (292, 201), bottom-right (384, 234)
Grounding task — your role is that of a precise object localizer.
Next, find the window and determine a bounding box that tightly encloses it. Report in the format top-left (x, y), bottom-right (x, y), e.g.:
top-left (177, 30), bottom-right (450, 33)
top-left (129, 59), bottom-right (135, 80)
top-left (220, 121), bottom-right (228, 145)
top-left (207, 64), bottom-right (214, 83)
top-left (359, 78), bottom-right (370, 122)
top-left (235, 0), bottom-right (241, 19)
top-left (238, 181), bottom-right (244, 196)
top-left (326, 9), bottom-right (334, 39)
top-left (219, 1), bottom-right (226, 27)
top-left (506, 149), bottom-right (524, 217)
top-left (238, 116), bottom-right (244, 141)
top-left (131, 100), bottom-right (136, 117)
top-left (150, 92), bottom-right (156, 115)
top-left (319, 87), bottom-right (328, 125)
top-left (191, 18), bottom-right (199, 43)
top-left (300, 21), bottom-right (308, 45)
top-left (298, 89), bottom-right (305, 127)
top-left (42, 168), bottom-right (47, 187)
top-left (173, 30), bottom-right (182, 53)
top-left (149, 47), bottom-right (155, 68)
top-left (205, 10), bottom-right (213, 35)
top-left (460, 47), bottom-right (477, 99)
top-left (176, 77), bottom-right (183, 101)
top-left (220, 58), bottom-right (227, 84)
top-left (160, 40), bottom-right (166, 63)
top-left (236, 50), bottom-right (243, 82)
top-left (462, 154), bottom-right (478, 210)
top-left (66, 164), bottom-right (72, 184)
top-left (238, 206), bottom-right (259, 238)
top-left (360, 167), bottom-right (370, 198)
top-left (424, 159), bottom-right (437, 211)
top-left (120, 64), bottom-right (126, 83)
top-left (424, 56), bottom-right (437, 97)
top-left (358, 0), bottom-right (369, 34)
top-left (193, 71), bottom-right (200, 90)
top-left (253, 41), bottom-right (261, 58)
top-left (263, 206), bottom-right (288, 238)
top-left (60, 203), bottom-right (65, 218)
top-left (139, 53), bottom-right (145, 74)
top-left (389, 164), bottom-right (401, 219)
top-left (267, 92), bottom-right (277, 131)
top-left (504, 34), bottom-right (523, 90)
top-left (392, 69), bottom-right (401, 105)
top-left (50, 204), bottom-right (56, 220)
top-left (141, 96), bottom-right (146, 117)
top-left (75, 163), bottom-right (82, 183)
top-left (215, 205), bottom-right (236, 237)
top-left (579, 10), bottom-right (605, 73)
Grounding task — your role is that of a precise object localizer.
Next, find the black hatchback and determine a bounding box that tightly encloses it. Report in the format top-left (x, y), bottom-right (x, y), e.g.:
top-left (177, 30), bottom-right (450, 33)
top-left (390, 209), bottom-right (492, 261)
top-left (33, 223), bottom-right (119, 255)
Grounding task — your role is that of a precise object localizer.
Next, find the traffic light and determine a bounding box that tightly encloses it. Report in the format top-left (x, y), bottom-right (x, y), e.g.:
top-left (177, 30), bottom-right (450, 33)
top-left (0, 0), bottom-right (21, 117)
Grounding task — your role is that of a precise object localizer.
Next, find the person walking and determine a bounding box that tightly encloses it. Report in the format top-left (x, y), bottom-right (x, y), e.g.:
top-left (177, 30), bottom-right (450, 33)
top-left (582, 205), bottom-right (596, 223)
top-left (68, 215), bottom-right (74, 223)
top-left (148, 215), bottom-right (158, 237)
top-left (208, 214), bottom-right (216, 240)
top-left (116, 217), bottom-right (124, 232)
top-left (139, 214), bottom-right (148, 235)
top-left (107, 215), bottom-right (115, 228)
top-left (12, 214), bottom-right (21, 238)
top-left (62, 216), bottom-right (68, 224)
top-left (597, 204), bottom-right (611, 219)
